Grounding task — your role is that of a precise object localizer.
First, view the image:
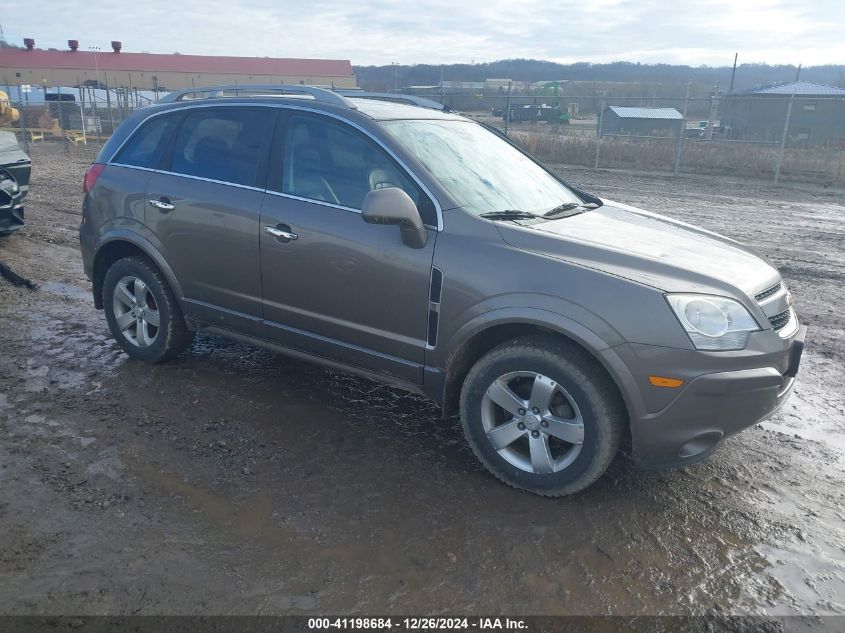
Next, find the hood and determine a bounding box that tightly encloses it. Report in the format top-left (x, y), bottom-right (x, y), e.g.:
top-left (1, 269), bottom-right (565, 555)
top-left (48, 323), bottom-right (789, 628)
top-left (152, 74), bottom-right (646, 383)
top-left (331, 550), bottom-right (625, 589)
top-left (0, 147), bottom-right (30, 165)
top-left (495, 199), bottom-right (780, 298)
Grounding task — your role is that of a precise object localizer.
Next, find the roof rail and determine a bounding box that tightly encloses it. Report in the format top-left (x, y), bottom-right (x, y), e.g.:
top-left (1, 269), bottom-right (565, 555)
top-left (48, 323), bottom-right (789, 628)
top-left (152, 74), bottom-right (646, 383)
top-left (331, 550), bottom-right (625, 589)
top-left (335, 90), bottom-right (448, 111)
top-left (157, 84), bottom-right (356, 109)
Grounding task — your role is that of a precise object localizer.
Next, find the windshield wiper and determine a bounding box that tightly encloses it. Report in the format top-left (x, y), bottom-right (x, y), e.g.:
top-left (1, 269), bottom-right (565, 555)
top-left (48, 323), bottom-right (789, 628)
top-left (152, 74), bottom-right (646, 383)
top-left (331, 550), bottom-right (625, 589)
top-left (480, 203), bottom-right (598, 222)
top-left (479, 210), bottom-right (540, 220)
top-left (542, 202), bottom-right (599, 219)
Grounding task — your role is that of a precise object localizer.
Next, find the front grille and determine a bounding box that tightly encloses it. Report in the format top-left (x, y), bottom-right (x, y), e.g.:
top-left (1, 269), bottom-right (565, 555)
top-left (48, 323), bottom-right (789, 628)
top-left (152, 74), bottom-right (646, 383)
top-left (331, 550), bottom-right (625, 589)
top-left (769, 309), bottom-right (791, 331)
top-left (755, 282), bottom-right (782, 302)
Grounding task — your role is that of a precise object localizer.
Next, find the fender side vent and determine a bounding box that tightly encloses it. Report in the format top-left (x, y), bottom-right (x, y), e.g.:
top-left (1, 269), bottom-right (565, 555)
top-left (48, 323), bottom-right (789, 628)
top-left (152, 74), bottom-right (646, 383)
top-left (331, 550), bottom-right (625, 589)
top-left (430, 267), bottom-right (443, 303)
top-left (427, 309), bottom-right (439, 346)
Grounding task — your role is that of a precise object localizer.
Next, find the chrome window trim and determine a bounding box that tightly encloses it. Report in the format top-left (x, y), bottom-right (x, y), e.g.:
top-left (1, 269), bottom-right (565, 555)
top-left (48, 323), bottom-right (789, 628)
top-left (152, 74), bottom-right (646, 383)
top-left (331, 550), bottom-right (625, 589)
top-left (265, 190), bottom-right (360, 214)
top-left (109, 163), bottom-right (265, 191)
top-left (263, 190), bottom-right (439, 231)
top-left (108, 163), bottom-right (438, 229)
top-left (109, 163), bottom-right (157, 173)
top-left (105, 101), bottom-right (444, 231)
top-left (154, 170), bottom-right (266, 192)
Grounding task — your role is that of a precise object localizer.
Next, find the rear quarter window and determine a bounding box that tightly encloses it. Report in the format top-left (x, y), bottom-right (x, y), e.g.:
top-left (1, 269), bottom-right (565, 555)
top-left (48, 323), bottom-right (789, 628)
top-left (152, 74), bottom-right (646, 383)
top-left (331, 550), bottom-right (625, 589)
top-left (113, 115), bottom-right (180, 169)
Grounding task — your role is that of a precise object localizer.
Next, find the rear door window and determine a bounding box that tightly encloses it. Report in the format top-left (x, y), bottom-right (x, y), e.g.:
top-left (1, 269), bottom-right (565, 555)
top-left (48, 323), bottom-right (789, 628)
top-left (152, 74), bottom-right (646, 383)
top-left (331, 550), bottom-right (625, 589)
top-left (113, 115), bottom-right (180, 169)
top-left (276, 113), bottom-right (436, 226)
top-left (167, 108), bottom-right (274, 187)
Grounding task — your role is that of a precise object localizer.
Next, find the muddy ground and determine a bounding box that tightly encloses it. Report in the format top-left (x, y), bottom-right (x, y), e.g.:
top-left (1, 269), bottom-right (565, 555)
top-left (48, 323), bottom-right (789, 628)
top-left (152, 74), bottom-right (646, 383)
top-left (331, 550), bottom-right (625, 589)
top-left (0, 143), bottom-right (843, 617)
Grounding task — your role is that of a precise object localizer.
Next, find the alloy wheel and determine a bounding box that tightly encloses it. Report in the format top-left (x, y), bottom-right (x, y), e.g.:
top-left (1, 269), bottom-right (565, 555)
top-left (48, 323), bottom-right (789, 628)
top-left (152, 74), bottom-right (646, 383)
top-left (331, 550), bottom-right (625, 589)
top-left (481, 371), bottom-right (584, 474)
top-left (112, 275), bottom-right (160, 348)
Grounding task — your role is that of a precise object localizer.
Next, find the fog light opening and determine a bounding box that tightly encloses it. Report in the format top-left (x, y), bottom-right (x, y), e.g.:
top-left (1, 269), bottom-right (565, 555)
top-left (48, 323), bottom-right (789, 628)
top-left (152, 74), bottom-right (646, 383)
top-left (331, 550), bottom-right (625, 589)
top-left (679, 432), bottom-right (723, 459)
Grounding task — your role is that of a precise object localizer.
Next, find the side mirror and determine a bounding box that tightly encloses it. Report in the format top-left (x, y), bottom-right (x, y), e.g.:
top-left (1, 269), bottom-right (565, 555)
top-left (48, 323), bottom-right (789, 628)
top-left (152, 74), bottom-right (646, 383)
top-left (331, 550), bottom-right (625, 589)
top-left (361, 187), bottom-right (428, 249)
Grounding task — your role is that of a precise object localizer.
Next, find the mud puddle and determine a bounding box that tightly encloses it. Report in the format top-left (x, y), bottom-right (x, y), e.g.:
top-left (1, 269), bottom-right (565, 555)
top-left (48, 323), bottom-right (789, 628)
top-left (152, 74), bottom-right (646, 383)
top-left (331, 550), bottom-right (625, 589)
top-left (39, 281), bottom-right (92, 302)
top-left (760, 354), bottom-right (845, 468)
top-left (6, 298), bottom-right (840, 615)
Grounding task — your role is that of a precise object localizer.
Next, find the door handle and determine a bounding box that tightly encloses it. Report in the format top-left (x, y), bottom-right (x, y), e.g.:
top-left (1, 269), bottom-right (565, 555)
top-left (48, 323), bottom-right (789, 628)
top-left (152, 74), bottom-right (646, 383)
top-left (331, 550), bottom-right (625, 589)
top-left (149, 198), bottom-right (175, 211)
top-left (264, 225), bottom-right (298, 241)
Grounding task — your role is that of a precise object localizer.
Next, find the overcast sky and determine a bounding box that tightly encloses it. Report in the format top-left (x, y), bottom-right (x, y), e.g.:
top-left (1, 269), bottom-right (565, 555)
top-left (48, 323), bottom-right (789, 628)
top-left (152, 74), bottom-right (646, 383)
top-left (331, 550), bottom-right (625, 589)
top-left (8, 0), bottom-right (844, 66)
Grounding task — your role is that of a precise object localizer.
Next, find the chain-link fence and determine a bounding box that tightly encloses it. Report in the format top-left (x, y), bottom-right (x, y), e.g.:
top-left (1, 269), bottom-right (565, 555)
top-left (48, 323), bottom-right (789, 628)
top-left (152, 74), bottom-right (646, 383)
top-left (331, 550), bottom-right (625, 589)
top-left (1, 85), bottom-right (155, 154)
top-left (417, 91), bottom-right (845, 186)
top-left (3, 85), bottom-right (844, 186)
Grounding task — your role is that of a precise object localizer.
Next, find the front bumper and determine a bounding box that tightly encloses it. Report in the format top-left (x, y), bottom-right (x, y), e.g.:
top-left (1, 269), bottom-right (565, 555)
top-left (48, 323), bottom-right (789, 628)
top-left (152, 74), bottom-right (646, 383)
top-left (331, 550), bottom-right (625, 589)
top-left (611, 325), bottom-right (806, 468)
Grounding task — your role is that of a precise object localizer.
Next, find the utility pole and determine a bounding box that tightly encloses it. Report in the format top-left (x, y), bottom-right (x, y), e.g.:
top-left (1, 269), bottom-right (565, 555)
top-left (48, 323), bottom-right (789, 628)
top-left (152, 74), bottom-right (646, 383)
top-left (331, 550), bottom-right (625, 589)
top-left (18, 84), bottom-right (30, 152)
top-left (705, 83), bottom-right (720, 140)
top-left (89, 46), bottom-right (102, 88)
top-left (674, 80), bottom-right (692, 176)
top-left (440, 66), bottom-right (445, 105)
top-left (795, 64), bottom-right (802, 82)
top-left (88, 85), bottom-right (99, 138)
top-left (77, 75), bottom-right (87, 144)
top-left (88, 46), bottom-right (103, 140)
top-left (104, 70), bottom-right (115, 134)
top-left (504, 81), bottom-right (512, 135)
top-left (594, 99), bottom-right (605, 170)
top-left (728, 53), bottom-right (738, 93)
top-left (774, 93), bottom-right (795, 185)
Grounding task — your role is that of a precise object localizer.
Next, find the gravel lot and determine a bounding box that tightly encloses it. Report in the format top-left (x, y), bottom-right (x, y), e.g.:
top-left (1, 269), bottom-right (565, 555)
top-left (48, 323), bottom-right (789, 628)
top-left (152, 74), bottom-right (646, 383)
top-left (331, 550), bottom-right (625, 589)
top-left (1, 143), bottom-right (843, 617)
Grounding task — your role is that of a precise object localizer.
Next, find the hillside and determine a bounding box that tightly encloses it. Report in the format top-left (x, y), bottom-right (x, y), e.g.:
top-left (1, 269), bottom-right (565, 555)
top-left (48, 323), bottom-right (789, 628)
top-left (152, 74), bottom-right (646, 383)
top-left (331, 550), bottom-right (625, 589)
top-left (355, 59), bottom-right (845, 94)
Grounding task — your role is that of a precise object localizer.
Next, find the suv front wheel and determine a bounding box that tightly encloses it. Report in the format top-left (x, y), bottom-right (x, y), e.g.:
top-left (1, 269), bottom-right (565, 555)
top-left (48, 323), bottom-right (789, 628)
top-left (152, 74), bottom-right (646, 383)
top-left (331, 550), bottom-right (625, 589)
top-left (460, 336), bottom-right (625, 496)
top-left (102, 256), bottom-right (194, 363)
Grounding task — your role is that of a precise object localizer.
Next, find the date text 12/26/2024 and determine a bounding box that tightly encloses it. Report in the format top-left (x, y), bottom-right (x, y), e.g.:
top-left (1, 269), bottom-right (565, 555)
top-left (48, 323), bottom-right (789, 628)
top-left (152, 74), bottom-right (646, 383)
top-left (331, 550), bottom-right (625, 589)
top-left (307, 618), bottom-right (528, 630)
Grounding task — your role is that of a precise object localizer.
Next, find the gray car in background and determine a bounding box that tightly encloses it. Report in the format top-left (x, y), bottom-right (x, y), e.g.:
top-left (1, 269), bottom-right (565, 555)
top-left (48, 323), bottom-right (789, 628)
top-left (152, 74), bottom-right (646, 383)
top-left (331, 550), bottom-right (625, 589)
top-left (0, 131), bottom-right (30, 235)
top-left (0, 131), bottom-right (31, 193)
top-left (79, 85), bottom-right (805, 496)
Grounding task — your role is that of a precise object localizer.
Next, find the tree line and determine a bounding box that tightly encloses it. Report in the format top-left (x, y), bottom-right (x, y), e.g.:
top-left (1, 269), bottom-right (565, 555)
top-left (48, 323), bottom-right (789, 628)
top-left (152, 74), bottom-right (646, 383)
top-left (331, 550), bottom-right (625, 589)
top-left (355, 59), bottom-right (845, 93)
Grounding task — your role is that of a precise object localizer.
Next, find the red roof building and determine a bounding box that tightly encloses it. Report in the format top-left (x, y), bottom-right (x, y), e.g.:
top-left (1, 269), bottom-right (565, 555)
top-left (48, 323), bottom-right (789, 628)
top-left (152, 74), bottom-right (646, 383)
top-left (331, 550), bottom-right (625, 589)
top-left (0, 46), bottom-right (356, 90)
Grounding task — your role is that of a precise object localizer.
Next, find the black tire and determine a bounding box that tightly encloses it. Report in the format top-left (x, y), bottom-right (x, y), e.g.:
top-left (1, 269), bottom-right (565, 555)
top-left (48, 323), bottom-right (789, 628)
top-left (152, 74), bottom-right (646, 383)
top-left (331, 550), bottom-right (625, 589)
top-left (460, 335), bottom-right (626, 497)
top-left (102, 256), bottom-right (194, 363)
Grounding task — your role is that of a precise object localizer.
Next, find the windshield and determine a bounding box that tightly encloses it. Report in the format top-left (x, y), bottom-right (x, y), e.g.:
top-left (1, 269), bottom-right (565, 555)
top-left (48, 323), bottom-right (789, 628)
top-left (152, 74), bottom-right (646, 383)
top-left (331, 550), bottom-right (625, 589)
top-left (0, 131), bottom-right (21, 153)
top-left (381, 120), bottom-right (582, 216)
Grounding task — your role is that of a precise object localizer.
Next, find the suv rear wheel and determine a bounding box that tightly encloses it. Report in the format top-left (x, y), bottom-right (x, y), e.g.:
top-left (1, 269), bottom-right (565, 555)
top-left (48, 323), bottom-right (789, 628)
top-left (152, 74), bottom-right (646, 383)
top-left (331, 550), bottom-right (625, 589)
top-left (460, 336), bottom-right (625, 496)
top-left (102, 256), bottom-right (194, 363)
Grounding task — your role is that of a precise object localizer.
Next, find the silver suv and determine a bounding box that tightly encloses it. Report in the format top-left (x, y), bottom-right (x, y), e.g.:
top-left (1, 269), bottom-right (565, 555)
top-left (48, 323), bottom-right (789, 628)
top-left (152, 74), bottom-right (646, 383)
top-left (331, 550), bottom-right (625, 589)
top-left (80, 85), bottom-right (805, 496)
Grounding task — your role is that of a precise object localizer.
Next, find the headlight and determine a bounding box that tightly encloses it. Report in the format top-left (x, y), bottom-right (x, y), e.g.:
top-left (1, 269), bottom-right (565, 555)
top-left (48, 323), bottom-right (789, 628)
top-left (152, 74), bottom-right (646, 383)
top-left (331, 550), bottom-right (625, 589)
top-left (0, 174), bottom-right (18, 197)
top-left (666, 294), bottom-right (760, 351)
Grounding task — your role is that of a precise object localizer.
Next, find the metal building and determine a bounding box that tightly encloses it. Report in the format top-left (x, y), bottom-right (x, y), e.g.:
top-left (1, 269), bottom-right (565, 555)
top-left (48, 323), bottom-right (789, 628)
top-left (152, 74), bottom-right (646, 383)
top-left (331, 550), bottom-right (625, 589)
top-left (601, 106), bottom-right (684, 137)
top-left (720, 81), bottom-right (845, 146)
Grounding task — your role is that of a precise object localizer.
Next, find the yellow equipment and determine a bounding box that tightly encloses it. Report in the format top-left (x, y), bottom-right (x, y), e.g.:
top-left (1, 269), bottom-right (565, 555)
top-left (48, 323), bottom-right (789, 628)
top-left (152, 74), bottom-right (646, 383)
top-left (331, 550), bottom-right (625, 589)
top-left (0, 91), bottom-right (21, 125)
